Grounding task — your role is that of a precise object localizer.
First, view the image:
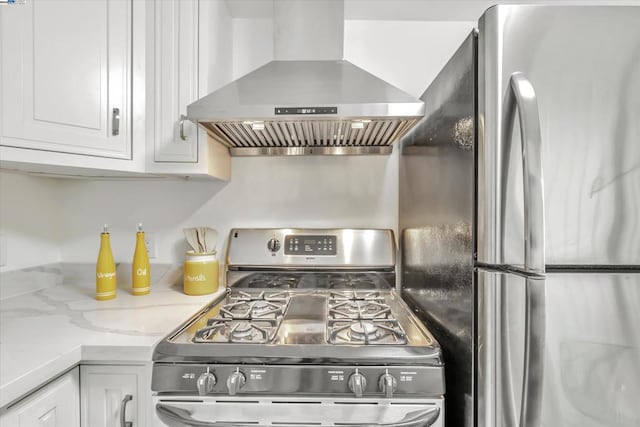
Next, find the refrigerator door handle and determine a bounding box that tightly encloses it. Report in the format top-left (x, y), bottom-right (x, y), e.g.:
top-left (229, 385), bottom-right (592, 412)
top-left (501, 72), bottom-right (546, 275)
top-left (500, 276), bottom-right (546, 427)
top-left (521, 277), bottom-right (546, 427)
top-left (501, 72), bottom-right (547, 427)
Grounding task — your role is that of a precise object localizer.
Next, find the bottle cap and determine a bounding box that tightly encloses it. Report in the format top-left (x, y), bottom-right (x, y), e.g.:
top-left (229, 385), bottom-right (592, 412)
top-left (137, 222), bottom-right (143, 232)
top-left (102, 224), bottom-right (109, 233)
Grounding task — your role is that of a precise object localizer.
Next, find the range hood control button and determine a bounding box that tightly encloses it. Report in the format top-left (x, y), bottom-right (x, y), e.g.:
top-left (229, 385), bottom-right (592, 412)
top-left (196, 370), bottom-right (216, 396)
top-left (348, 370), bottom-right (367, 397)
top-left (227, 369), bottom-right (246, 395)
top-left (378, 371), bottom-right (398, 398)
top-left (267, 238), bottom-right (281, 253)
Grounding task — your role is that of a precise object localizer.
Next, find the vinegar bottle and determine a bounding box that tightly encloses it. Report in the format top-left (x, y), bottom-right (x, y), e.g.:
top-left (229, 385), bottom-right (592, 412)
top-left (132, 223), bottom-right (150, 295)
top-left (96, 224), bottom-right (117, 300)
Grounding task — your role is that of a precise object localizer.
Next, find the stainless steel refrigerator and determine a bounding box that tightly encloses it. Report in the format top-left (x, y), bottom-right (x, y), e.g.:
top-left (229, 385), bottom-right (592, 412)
top-left (399, 5), bottom-right (639, 427)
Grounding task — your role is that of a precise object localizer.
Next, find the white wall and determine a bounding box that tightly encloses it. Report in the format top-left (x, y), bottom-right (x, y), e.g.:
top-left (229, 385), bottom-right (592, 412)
top-left (56, 18), bottom-right (474, 268)
top-left (59, 152), bottom-right (399, 268)
top-left (344, 20), bottom-right (475, 98)
top-left (0, 17), bottom-right (475, 272)
top-left (0, 171), bottom-right (64, 272)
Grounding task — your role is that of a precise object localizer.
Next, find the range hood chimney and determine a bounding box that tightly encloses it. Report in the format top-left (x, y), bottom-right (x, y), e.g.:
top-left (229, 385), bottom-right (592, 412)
top-left (187, 0), bottom-right (425, 156)
top-left (273, 0), bottom-right (344, 61)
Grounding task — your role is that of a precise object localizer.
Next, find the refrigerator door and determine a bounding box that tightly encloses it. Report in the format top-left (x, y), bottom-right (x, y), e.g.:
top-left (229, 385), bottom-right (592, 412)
top-left (478, 269), bottom-right (640, 427)
top-left (477, 5), bottom-right (640, 268)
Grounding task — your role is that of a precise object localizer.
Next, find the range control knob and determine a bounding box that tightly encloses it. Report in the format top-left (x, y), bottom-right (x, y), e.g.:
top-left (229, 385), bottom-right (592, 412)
top-left (227, 369), bottom-right (246, 395)
top-left (267, 238), bottom-right (281, 253)
top-left (378, 371), bottom-right (398, 398)
top-left (348, 370), bottom-right (367, 397)
top-left (196, 370), bottom-right (216, 396)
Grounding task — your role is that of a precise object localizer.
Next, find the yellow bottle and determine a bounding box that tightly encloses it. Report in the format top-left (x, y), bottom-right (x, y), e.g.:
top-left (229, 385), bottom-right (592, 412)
top-left (132, 223), bottom-right (150, 296)
top-left (96, 224), bottom-right (117, 301)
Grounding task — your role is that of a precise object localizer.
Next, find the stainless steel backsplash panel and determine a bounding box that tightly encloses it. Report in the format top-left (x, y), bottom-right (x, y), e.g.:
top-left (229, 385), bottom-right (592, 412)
top-left (399, 31), bottom-right (476, 427)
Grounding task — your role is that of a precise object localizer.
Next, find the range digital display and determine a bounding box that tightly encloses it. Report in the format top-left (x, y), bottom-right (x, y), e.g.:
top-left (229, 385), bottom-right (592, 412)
top-left (284, 235), bottom-right (337, 256)
top-left (275, 107), bottom-right (338, 115)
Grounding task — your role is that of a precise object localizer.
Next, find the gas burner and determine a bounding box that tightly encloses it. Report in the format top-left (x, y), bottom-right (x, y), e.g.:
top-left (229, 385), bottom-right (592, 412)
top-left (221, 301), bottom-right (252, 318)
top-left (329, 291), bottom-right (384, 302)
top-left (252, 300), bottom-right (271, 316)
top-left (231, 321), bottom-right (254, 338)
top-left (230, 321), bottom-right (271, 341)
top-left (328, 299), bottom-right (392, 320)
top-left (349, 321), bottom-right (380, 341)
top-left (220, 299), bottom-right (286, 320)
top-left (193, 318), bottom-right (278, 343)
top-left (244, 274), bottom-right (299, 289)
top-left (327, 274), bottom-right (379, 289)
top-left (229, 290), bottom-right (290, 303)
top-left (327, 319), bottom-right (407, 345)
top-left (191, 290), bottom-right (292, 344)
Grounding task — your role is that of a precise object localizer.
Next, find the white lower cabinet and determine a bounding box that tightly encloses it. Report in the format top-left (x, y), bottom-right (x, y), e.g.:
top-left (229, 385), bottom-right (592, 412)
top-left (80, 364), bottom-right (150, 427)
top-left (0, 368), bottom-right (80, 427)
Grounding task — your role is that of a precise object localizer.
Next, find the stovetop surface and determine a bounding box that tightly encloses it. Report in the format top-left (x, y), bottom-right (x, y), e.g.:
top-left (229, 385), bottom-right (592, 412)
top-left (154, 229), bottom-right (440, 365)
top-left (155, 286), bottom-right (442, 365)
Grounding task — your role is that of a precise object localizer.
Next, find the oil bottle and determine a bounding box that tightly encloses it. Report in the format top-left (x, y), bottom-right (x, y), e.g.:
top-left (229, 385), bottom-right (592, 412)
top-left (132, 223), bottom-right (150, 295)
top-left (96, 224), bottom-right (117, 300)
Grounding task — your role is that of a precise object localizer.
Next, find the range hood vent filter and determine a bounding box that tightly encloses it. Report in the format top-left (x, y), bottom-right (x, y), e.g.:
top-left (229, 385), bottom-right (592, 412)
top-left (204, 118), bottom-right (419, 156)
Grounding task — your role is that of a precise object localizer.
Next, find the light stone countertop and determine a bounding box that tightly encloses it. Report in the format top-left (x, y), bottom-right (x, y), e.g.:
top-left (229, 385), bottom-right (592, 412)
top-left (0, 263), bottom-right (224, 408)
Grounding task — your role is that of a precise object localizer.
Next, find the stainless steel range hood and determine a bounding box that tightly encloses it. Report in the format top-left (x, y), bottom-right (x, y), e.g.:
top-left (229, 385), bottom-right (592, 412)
top-left (187, 0), bottom-right (424, 156)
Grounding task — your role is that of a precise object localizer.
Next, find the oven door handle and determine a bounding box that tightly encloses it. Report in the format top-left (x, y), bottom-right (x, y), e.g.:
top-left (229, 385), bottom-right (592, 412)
top-left (156, 403), bottom-right (440, 427)
top-left (156, 404), bottom-right (248, 427)
top-left (340, 407), bottom-right (441, 427)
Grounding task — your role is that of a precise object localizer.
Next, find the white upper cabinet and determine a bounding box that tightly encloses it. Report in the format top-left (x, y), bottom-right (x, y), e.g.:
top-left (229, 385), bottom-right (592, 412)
top-left (1, 0), bottom-right (132, 159)
top-left (0, 0), bottom-right (230, 178)
top-left (147, 0), bottom-right (230, 180)
top-left (153, 0), bottom-right (199, 162)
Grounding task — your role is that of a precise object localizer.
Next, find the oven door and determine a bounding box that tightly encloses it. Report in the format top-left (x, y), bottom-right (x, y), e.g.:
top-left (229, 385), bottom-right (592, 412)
top-left (153, 396), bottom-right (443, 427)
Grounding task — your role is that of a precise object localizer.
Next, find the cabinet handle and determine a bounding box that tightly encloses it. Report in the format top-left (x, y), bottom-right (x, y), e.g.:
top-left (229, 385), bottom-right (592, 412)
top-left (180, 114), bottom-right (188, 141)
top-left (120, 394), bottom-right (133, 427)
top-left (112, 108), bottom-right (121, 136)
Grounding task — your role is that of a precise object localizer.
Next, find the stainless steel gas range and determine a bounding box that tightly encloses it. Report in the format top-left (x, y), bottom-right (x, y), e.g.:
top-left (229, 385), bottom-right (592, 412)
top-left (152, 229), bottom-right (445, 427)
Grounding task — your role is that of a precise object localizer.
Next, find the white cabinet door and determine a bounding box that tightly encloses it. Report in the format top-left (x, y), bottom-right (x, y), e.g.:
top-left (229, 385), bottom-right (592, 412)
top-left (0, 368), bottom-right (80, 427)
top-left (153, 0), bottom-right (199, 163)
top-left (80, 365), bottom-right (149, 427)
top-left (147, 0), bottom-right (230, 180)
top-left (0, 0), bottom-right (131, 159)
